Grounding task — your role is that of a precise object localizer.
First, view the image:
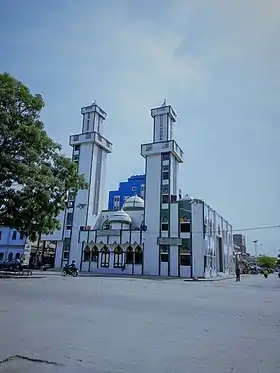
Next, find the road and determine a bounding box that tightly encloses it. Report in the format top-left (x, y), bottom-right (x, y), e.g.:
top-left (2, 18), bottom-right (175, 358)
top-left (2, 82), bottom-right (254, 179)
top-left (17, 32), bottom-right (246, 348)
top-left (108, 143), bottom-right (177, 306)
top-left (0, 274), bottom-right (279, 373)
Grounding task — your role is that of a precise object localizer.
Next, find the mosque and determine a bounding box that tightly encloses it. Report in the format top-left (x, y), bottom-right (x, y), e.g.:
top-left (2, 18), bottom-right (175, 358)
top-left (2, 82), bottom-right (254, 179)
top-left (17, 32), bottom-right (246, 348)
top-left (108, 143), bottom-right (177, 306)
top-left (42, 101), bottom-right (234, 278)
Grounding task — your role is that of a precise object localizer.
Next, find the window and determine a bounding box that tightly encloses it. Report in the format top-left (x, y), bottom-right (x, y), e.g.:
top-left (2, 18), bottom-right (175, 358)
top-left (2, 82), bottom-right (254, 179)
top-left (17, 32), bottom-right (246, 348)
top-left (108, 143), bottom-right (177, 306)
top-left (162, 153), bottom-right (170, 161)
top-left (72, 154), bottom-right (79, 161)
top-left (161, 216), bottom-right (168, 231)
top-left (91, 246), bottom-right (99, 262)
top-left (8, 252), bottom-right (13, 260)
top-left (114, 195), bottom-right (120, 202)
top-left (134, 246), bottom-right (143, 265)
top-left (209, 220), bottom-right (212, 236)
top-left (180, 254), bottom-right (191, 266)
top-left (170, 195), bottom-right (177, 202)
top-left (159, 115), bottom-right (164, 141)
top-left (68, 201), bottom-right (74, 208)
top-left (180, 246), bottom-right (191, 266)
top-left (162, 194), bottom-right (169, 203)
top-left (0, 231), bottom-right (2, 240)
top-left (114, 246), bottom-right (123, 268)
top-left (74, 144), bottom-right (80, 152)
top-left (160, 246), bottom-right (169, 262)
top-left (86, 119), bottom-right (90, 131)
top-left (87, 113), bottom-right (90, 119)
top-left (66, 213), bottom-right (73, 229)
top-left (180, 221), bottom-right (191, 233)
top-left (126, 246), bottom-right (134, 264)
top-left (140, 184), bottom-right (145, 198)
top-left (19, 232), bottom-right (25, 240)
top-left (0, 252), bottom-right (4, 261)
top-left (101, 247), bottom-right (110, 267)
top-left (12, 231), bottom-right (17, 240)
top-left (83, 245), bottom-right (91, 261)
top-left (69, 192), bottom-right (75, 201)
top-left (162, 165), bottom-right (169, 171)
top-left (63, 238), bottom-right (70, 260)
top-left (15, 253), bottom-right (21, 260)
top-left (162, 171), bottom-right (169, 180)
top-left (162, 186), bottom-right (168, 194)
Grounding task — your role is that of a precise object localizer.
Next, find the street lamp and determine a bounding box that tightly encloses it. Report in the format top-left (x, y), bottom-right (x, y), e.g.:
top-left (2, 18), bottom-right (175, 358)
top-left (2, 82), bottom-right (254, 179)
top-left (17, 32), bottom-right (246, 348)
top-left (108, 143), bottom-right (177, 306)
top-left (252, 240), bottom-right (262, 273)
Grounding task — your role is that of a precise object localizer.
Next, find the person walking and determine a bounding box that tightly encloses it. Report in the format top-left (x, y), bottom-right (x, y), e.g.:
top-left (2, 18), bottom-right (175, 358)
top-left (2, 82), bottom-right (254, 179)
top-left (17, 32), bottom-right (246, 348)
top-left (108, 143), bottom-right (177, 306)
top-left (236, 266), bottom-right (241, 282)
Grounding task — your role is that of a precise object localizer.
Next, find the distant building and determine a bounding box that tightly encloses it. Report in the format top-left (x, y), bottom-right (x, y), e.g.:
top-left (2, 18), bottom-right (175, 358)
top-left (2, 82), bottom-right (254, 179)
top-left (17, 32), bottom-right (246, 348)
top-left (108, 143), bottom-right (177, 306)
top-left (0, 227), bottom-right (27, 261)
top-left (108, 174), bottom-right (146, 210)
top-left (233, 234), bottom-right (246, 254)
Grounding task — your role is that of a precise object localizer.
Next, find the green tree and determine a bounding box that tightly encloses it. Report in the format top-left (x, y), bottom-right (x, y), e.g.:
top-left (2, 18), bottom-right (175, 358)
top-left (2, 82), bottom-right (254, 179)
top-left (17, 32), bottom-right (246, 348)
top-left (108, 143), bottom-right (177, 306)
top-left (257, 255), bottom-right (276, 269)
top-left (0, 73), bottom-right (87, 240)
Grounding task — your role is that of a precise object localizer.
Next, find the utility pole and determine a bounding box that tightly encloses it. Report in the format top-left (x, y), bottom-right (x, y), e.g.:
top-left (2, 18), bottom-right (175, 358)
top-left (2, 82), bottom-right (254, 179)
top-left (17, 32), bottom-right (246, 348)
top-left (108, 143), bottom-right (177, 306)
top-left (252, 240), bottom-right (258, 274)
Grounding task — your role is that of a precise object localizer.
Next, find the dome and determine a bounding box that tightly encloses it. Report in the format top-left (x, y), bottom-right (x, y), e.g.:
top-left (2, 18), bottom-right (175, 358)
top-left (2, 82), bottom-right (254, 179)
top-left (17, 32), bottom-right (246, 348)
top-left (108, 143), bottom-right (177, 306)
top-left (123, 195), bottom-right (144, 210)
top-left (180, 194), bottom-right (193, 201)
top-left (108, 209), bottom-right (132, 224)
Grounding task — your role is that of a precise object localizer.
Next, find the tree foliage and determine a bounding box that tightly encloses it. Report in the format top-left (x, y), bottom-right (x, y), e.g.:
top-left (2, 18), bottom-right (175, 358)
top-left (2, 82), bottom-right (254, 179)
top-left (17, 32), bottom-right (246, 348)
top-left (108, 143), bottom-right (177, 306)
top-left (257, 255), bottom-right (276, 269)
top-left (0, 73), bottom-right (87, 240)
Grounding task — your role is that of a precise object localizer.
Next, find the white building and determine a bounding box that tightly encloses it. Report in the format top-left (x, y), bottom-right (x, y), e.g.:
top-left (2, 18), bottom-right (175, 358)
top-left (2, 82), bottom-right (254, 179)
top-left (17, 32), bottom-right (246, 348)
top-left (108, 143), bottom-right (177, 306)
top-left (0, 227), bottom-right (27, 262)
top-left (45, 101), bottom-right (234, 278)
top-left (41, 102), bottom-right (112, 269)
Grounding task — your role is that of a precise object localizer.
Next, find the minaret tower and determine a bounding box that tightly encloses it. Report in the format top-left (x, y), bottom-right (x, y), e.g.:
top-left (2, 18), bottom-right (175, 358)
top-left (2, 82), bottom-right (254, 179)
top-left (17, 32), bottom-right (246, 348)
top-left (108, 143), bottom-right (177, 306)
top-left (67, 102), bottom-right (112, 268)
top-left (141, 101), bottom-right (184, 275)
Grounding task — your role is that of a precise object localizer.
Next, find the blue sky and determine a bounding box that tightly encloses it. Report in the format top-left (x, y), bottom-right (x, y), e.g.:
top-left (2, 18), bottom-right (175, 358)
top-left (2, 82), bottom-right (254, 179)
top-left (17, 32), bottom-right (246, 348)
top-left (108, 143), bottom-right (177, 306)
top-left (1, 0), bottom-right (280, 255)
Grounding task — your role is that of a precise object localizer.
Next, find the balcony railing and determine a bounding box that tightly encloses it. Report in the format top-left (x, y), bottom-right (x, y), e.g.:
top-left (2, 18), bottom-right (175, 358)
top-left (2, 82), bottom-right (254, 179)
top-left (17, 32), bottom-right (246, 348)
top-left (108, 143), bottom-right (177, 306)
top-left (141, 140), bottom-right (184, 162)
top-left (69, 132), bottom-right (112, 153)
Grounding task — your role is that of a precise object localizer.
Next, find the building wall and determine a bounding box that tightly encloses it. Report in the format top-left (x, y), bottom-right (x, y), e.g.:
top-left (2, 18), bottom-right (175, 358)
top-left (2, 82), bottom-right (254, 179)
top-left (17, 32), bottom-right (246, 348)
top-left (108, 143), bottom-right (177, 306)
top-left (0, 227), bottom-right (26, 261)
top-left (79, 229), bottom-right (143, 275)
top-left (233, 234), bottom-right (246, 254)
top-left (108, 175), bottom-right (146, 210)
top-left (143, 155), bottom-right (162, 275)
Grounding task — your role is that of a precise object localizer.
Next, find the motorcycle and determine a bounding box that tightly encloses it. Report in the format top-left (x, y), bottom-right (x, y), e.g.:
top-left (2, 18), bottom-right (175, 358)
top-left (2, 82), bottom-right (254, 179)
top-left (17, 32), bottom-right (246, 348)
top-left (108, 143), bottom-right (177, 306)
top-left (62, 265), bottom-right (78, 277)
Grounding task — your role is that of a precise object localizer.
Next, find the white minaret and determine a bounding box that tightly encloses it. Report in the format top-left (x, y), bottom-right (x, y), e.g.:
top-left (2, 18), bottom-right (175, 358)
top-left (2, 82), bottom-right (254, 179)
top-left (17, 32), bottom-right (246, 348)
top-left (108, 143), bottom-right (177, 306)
top-left (67, 102), bottom-right (112, 269)
top-left (141, 101), bottom-right (184, 275)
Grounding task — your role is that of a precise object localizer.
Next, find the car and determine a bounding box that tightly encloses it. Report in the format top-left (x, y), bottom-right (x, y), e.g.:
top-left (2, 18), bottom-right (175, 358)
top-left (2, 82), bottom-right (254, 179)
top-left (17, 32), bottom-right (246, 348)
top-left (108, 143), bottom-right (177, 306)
top-left (0, 259), bottom-right (22, 272)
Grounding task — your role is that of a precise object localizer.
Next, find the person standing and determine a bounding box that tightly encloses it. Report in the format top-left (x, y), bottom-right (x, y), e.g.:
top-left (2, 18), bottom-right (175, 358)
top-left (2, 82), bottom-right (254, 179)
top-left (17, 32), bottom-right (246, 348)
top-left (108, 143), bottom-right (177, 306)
top-left (236, 266), bottom-right (241, 281)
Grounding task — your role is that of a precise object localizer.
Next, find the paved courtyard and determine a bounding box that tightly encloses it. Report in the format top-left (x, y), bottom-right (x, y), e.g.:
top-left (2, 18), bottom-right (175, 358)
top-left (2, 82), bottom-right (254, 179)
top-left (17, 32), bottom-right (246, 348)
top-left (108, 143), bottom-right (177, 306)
top-left (0, 274), bottom-right (279, 373)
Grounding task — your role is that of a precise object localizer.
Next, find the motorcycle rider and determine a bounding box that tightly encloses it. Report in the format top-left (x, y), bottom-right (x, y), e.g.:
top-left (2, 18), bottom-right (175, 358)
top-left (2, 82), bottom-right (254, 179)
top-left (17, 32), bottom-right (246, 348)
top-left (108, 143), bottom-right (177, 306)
top-left (68, 260), bottom-right (76, 270)
top-left (263, 268), bottom-right (268, 278)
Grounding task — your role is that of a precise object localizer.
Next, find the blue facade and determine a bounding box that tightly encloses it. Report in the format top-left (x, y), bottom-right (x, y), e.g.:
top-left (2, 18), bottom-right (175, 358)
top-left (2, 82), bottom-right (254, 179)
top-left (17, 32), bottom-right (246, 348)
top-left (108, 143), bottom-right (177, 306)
top-left (0, 227), bottom-right (27, 261)
top-left (108, 174), bottom-right (146, 210)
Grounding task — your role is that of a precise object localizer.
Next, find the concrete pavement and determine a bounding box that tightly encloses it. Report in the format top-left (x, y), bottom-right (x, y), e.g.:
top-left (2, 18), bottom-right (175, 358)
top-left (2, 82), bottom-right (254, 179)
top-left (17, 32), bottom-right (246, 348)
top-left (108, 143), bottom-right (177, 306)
top-left (0, 274), bottom-right (279, 372)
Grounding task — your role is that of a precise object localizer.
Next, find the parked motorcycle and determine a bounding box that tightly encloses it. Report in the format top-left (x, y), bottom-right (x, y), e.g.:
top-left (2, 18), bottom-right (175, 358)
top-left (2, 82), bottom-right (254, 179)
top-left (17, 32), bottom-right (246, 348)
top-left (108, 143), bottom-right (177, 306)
top-left (62, 265), bottom-right (78, 277)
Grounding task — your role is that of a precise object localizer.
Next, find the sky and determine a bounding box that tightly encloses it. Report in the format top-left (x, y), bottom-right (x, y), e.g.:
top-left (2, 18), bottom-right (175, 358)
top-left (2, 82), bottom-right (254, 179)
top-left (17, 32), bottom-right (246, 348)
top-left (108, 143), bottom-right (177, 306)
top-left (1, 0), bottom-right (280, 256)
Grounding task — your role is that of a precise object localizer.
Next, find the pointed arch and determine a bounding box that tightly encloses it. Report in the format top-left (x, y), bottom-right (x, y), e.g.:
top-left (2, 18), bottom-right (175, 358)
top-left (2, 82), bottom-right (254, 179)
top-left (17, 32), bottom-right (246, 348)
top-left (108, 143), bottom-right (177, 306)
top-left (83, 245), bottom-right (91, 262)
top-left (114, 245), bottom-right (123, 268)
top-left (101, 245), bottom-right (109, 267)
top-left (134, 245), bottom-right (143, 265)
top-left (125, 245), bottom-right (134, 264)
top-left (91, 245), bottom-right (99, 262)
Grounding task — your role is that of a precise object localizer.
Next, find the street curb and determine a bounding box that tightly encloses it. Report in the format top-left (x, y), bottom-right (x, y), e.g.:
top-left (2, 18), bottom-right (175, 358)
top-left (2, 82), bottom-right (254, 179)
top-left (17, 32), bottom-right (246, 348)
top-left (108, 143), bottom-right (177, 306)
top-left (0, 275), bottom-right (46, 279)
top-left (183, 276), bottom-right (235, 282)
